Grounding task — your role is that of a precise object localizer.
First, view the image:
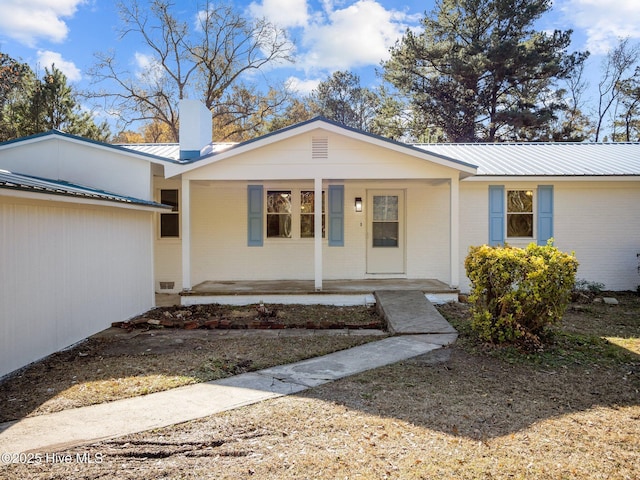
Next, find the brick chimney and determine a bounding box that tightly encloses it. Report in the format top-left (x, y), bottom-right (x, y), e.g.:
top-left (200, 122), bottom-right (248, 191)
top-left (179, 99), bottom-right (212, 160)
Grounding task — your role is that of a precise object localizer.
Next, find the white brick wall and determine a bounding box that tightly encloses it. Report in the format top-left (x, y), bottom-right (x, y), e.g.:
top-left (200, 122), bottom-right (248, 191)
top-left (458, 180), bottom-right (640, 292)
top-left (176, 180), bottom-right (453, 284)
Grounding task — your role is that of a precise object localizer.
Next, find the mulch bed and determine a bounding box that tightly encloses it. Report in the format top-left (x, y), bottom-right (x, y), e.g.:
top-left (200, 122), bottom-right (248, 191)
top-left (113, 303), bottom-right (384, 331)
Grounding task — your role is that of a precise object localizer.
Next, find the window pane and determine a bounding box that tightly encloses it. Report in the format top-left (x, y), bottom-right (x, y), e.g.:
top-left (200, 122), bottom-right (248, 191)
top-left (301, 191), bottom-right (314, 213)
top-left (372, 222), bottom-right (398, 247)
top-left (266, 191), bottom-right (291, 238)
top-left (267, 191), bottom-right (291, 213)
top-left (267, 213), bottom-right (291, 237)
top-left (301, 215), bottom-right (314, 238)
top-left (161, 189), bottom-right (179, 212)
top-left (507, 213), bottom-right (533, 237)
top-left (507, 190), bottom-right (533, 213)
top-left (160, 213), bottom-right (179, 237)
top-left (373, 195), bottom-right (398, 221)
top-left (300, 191), bottom-right (325, 238)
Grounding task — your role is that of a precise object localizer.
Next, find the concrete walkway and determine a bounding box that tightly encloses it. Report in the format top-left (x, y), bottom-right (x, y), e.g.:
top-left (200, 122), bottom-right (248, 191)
top-left (0, 292), bottom-right (457, 456)
top-left (375, 290), bottom-right (458, 335)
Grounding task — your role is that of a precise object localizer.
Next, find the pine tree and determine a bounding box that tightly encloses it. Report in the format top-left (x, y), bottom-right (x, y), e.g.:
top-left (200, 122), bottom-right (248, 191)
top-left (0, 53), bottom-right (36, 141)
top-left (28, 65), bottom-right (110, 141)
top-left (1, 55), bottom-right (110, 142)
top-left (383, 0), bottom-right (587, 142)
top-left (311, 71), bottom-right (379, 131)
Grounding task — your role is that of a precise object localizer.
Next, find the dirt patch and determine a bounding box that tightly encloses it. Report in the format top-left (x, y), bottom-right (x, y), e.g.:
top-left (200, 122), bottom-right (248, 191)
top-left (118, 303), bottom-right (384, 330)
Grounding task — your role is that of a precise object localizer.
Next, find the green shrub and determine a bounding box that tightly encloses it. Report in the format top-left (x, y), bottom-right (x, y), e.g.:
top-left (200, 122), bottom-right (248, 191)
top-left (464, 241), bottom-right (578, 350)
top-left (574, 279), bottom-right (605, 294)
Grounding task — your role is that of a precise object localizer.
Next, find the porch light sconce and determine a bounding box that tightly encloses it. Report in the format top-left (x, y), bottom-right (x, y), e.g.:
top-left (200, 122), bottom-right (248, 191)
top-left (355, 197), bottom-right (363, 212)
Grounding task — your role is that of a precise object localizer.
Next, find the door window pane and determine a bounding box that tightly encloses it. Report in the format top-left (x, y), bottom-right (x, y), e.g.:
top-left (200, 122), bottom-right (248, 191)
top-left (373, 195), bottom-right (398, 221)
top-left (372, 195), bottom-right (399, 247)
top-left (372, 222), bottom-right (398, 247)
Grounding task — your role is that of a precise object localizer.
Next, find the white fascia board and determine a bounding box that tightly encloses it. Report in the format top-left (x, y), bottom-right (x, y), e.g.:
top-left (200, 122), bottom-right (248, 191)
top-left (0, 188), bottom-right (171, 212)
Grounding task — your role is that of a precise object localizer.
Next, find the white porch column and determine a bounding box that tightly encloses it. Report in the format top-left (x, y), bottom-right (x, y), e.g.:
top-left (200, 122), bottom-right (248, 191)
top-left (450, 176), bottom-right (460, 289)
top-left (181, 177), bottom-right (192, 291)
top-left (314, 177), bottom-right (323, 291)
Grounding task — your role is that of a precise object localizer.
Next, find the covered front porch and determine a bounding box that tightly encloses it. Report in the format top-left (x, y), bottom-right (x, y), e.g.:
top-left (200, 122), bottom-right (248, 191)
top-left (156, 118), bottom-right (478, 297)
top-left (179, 278), bottom-right (459, 306)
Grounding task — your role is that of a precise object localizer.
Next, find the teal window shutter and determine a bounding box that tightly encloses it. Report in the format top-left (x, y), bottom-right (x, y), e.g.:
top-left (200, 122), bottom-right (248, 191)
top-left (247, 185), bottom-right (263, 246)
top-left (328, 185), bottom-right (344, 246)
top-left (537, 185), bottom-right (553, 245)
top-left (488, 185), bottom-right (504, 246)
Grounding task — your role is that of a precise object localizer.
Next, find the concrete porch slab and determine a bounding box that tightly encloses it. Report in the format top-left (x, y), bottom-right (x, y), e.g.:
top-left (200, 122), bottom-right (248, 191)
top-left (177, 279), bottom-right (459, 306)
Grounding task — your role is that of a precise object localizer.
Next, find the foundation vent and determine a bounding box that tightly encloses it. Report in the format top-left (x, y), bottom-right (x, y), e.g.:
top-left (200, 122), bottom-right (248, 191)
top-left (159, 281), bottom-right (175, 290)
top-left (312, 136), bottom-right (328, 159)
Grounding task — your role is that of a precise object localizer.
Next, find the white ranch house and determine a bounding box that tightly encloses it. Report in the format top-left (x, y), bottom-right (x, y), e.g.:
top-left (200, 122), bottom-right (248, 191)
top-left (1, 99), bottom-right (639, 376)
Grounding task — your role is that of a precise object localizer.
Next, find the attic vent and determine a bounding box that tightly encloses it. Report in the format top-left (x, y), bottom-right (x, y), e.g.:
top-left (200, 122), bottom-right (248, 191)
top-left (312, 136), bottom-right (328, 159)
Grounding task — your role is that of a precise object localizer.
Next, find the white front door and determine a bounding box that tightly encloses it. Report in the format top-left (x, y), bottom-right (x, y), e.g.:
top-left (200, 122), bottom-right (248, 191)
top-left (366, 190), bottom-right (405, 274)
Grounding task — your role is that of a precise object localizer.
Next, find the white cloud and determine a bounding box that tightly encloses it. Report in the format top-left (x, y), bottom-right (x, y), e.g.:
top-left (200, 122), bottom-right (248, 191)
top-left (559, 0), bottom-right (640, 54)
top-left (287, 75), bottom-right (321, 94)
top-left (300, 0), bottom-right (412, 71)
top-left (134, 52), bottom-right (165, 85)
top-left (0, 0), bottom-right (86, 47)
top-left (249, 0), bottom-right (309, 28)
top-left (250, 0), bottom-right (418, 75)
top-left (37, 50), bottom-right (82, 82)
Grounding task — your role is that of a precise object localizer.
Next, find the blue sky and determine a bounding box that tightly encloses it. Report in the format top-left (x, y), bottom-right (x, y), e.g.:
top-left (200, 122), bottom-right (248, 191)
top-left (1, 0), bottom-right (639, 121)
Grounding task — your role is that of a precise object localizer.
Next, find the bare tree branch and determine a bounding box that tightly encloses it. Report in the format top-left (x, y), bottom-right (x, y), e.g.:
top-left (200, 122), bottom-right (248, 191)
top-left (594, 38), bottom-right (640, 142)
top-left (84, 0), bottom-right (294, 141)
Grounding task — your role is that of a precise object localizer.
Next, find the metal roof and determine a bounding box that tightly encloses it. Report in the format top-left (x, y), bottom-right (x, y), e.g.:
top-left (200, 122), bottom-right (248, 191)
top-left (413, 142), bottom-right (640, 176)
top-left (120, 142), bottom-right (236, 161)
top-left (119, 121), bottom-right (640, 178)
top-left (0, 170), bottom-right (171, 209)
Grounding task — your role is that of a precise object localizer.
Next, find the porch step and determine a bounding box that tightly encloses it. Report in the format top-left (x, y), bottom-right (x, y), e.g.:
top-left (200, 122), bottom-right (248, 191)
top-left (374, 290), bottom-right (458, 335)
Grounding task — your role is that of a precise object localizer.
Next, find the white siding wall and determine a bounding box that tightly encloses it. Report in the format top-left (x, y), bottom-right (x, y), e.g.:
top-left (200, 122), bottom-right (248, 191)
top-left (0, 196), bottom-right (155, 378)
top-left (458, 180), bottom-right (640, 292)
top-left (0, 138), bottom-right (153, 200)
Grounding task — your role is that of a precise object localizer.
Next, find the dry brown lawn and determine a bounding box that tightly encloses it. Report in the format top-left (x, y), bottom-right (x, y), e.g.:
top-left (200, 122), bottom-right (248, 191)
top-left (0, 304), bottom-right (384, 422)
top-left (1, 295), bottom-right (638, 479)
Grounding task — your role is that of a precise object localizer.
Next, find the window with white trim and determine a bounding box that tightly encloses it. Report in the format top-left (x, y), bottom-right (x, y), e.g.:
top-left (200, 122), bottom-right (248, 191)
top-left (506, 190), bottom-right (533, 238)
top-left (265, 189), bottom-right (326, 239)
top-left (160, 189), bottom-right (179, 238)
